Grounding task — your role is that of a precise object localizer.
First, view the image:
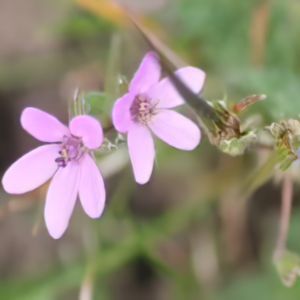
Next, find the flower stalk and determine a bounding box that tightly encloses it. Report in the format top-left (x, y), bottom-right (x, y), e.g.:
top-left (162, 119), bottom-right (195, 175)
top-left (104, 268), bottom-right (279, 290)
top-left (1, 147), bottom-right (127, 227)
top-left (274, 175), bottom-right (294, 260)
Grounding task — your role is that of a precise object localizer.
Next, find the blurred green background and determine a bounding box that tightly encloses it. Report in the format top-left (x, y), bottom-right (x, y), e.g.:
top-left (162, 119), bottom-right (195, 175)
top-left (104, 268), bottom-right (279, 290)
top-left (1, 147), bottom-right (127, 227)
top-left (1, 0), bottom-right (300, 299)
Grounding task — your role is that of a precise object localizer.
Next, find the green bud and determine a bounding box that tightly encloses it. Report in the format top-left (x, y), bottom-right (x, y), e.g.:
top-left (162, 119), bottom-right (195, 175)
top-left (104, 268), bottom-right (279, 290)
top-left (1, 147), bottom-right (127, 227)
top-left (218, 131), bottom-right (257, 156)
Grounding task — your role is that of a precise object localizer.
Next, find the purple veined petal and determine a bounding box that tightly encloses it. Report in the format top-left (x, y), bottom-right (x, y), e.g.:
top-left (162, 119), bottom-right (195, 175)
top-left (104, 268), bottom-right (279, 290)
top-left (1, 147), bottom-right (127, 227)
top-left (79, 154), bottom-right (106, 218)
top-left (112, 92), bottom-right (135, 133)
top-left (129, 51), bottom-right (161, 94)
top-left (128, 124), bottom-right (155, 184)
top-left (149, 109), bottom-right (201, 150)
top-left (44, 161), bottom-right (80, 239)
top-left (2, 144), bottom-right (59, 194)
top-left (21, 107), bottom-right (69, 142)
top-left (148, 67), bottom-right (206, 108)
top-left (69, 115), bottom-right (103, 149)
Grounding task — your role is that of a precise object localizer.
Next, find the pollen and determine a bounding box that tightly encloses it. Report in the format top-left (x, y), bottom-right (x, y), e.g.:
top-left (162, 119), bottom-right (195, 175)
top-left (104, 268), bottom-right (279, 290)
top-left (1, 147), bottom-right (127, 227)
top-left (55, 135), bottom-right (85, 167)
top-left (130, 94), bottom-right (155, 125)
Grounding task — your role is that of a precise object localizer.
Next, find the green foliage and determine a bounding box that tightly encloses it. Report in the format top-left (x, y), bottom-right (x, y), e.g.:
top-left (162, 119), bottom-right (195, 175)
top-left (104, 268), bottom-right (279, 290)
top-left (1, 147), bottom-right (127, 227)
top-left (59, 9), bottom-right (114, 42)
top-left (226, 68), bottom-right (300, 120)
top-left (169, 0), bottom-right (300, 120)
top-left (216, 268), bottom-right (300, 300)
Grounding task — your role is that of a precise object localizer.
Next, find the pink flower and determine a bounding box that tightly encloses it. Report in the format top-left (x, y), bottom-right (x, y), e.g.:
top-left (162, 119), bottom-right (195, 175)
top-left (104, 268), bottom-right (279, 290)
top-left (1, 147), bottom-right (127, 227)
top-left (112, 52), bottom-right (205, 184)
top-left (2, 108), bottom-right (106, 239)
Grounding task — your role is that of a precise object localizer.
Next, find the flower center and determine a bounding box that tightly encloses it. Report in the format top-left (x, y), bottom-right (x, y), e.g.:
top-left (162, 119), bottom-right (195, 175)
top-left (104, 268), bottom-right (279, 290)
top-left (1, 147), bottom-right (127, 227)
top-left (55, 135), bottom-right (84, 167)
top-left (130, 94), bottom-right (155, 125)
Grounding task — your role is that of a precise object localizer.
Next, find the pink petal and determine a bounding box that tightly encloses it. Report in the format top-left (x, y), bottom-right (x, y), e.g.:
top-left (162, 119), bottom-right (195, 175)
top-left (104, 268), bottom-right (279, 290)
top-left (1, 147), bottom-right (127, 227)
top-left (44, 161), bottom-right (80, 239)
top-left (21, 107), bottom-right (69, 142)
top-left (69, 115), bottom-right (103, 149)
top-left (79, 154), bottom-right (106, 218)
top-left (128, 124), bottom-right (155, 184)
top-left (112, 93), bottom-right (135, 133)
top-left (2, 144), bottom-right (59, 194)
top-left (148, 67), bottom-right (206, 108)
top-left (149, 110), bottom-right (201, 150)
top-left (129, 51), bottom-right (161, 94)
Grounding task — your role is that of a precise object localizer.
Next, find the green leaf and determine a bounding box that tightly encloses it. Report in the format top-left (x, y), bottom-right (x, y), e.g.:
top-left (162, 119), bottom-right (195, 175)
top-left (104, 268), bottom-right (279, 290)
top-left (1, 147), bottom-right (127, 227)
top-left (274, 250), bottom-right (300, 287)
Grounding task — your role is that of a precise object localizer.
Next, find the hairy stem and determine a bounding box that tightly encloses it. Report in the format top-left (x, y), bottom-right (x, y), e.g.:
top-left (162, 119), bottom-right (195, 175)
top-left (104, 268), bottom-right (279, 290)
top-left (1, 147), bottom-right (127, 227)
top-left (274, 175), bottom-right (293, 260)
